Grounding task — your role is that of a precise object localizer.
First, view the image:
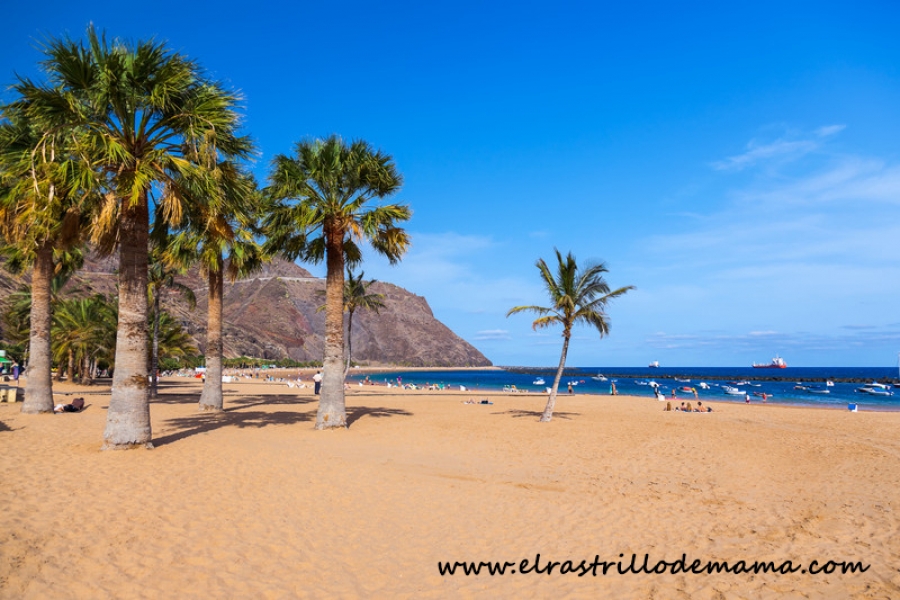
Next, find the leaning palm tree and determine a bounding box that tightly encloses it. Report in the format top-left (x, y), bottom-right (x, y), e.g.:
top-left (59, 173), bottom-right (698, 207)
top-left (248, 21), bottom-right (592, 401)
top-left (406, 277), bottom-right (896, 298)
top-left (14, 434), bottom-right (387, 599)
top-left (16, 27), bottom-right (250, 447)
top-left (265, 136), bottom-right (410, 429)
top-left (0, 107), bottom-right (92, 414)
top-left (507, 249), bottom-right (634, 422)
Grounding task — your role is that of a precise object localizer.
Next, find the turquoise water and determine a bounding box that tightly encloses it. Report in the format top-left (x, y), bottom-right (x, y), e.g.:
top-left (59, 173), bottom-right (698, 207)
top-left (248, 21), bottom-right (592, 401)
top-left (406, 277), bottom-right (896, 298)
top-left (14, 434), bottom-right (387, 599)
top-left (350, 366), bottom-right (900, 411)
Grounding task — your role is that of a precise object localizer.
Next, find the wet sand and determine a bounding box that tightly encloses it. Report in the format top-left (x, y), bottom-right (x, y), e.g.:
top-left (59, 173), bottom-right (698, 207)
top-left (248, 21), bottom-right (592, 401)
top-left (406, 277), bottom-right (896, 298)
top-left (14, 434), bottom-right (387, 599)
top-left (1, 376), bottom-right (899, 598)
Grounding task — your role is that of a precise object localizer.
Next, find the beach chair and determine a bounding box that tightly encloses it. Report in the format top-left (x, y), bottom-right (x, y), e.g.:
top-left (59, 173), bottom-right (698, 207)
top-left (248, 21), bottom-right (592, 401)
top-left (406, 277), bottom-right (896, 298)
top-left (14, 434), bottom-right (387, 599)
top-left (848, 403), bottom-right (858, 412)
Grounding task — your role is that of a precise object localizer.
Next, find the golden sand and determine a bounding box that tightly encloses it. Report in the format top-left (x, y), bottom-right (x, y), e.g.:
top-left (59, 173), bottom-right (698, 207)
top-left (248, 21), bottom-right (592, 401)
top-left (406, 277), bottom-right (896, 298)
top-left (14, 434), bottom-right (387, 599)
top-left (1, 376), bottom-right (899, 599)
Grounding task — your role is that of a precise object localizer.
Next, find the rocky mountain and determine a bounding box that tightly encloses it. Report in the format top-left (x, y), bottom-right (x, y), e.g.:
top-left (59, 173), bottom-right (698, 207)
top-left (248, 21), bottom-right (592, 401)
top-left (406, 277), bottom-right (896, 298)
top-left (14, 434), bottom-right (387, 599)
top-left (0, 256), bottom-right (492, 367)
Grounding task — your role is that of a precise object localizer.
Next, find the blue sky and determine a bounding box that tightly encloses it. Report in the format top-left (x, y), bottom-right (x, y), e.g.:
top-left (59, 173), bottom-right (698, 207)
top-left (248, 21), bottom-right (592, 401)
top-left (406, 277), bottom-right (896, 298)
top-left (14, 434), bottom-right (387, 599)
top-left (3, 1), bottom-right (899, 367)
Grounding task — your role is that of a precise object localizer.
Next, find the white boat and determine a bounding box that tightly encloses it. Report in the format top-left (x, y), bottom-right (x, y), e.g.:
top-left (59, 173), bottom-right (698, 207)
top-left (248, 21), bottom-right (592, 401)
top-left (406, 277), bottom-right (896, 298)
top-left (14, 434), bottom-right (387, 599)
top-left (856, 383), bottom-right (893, 396)
top-left (590, 374), bottom-right (608, 381)
top-left (675, 377), bottom-right (690, 383)
top-left (806, 386), bottom-right (830, 395)
top-left (722, 385), bottom-right (745, 396)
top-left (649, 361), bottom-right (660, 368)
top-left (533, 378), bottom-right (545, 386)
top-left (698, 382), bottom-right (710, 390)
top-left (826, 380), bottom-right (834, 387)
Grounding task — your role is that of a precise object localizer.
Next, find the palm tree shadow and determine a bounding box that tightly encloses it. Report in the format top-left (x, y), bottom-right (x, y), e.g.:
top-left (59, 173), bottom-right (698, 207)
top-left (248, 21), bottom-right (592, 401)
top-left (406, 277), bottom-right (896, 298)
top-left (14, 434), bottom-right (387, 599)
top-left (346, 405), bottom-right (413, 428)
top-left (497, 409), bottom-right (580, 421)
top-left (0, 419), bottom-right (14, 433)
top-left (153, 403), bottom-right (316, 447)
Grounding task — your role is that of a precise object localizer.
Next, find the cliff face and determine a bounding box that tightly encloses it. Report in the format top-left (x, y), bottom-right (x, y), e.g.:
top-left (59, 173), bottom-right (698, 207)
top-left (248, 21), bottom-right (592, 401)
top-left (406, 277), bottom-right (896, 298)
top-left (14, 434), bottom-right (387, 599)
top-left (1, 256), bottom-right (492, 367)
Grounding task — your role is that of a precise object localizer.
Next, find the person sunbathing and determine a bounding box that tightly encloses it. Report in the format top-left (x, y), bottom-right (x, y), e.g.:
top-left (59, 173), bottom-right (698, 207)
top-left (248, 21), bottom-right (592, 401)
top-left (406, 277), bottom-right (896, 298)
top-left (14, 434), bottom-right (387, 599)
top-left (54, 397), bottom-right (85, 413)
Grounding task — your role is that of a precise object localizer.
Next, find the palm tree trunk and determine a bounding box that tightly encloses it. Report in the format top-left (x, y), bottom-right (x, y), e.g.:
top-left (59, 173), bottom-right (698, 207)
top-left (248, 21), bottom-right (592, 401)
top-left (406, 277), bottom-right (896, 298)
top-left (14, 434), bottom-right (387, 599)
top-left (150, 293), bottom-right (160, 398)
top-left (199, 259), bottom-right (224, 412)
top-left (81, 353), bottom-right (93, 386)
top-left (103, 192), bottom-right (152, 449)
top-left (541, 333), bottom-right (571, 422)
top-left (67, 349), bottom-right (75, 383)
top-left (22, 242), bottom-right (54, 413)
top-left (317, 222), bottom-right (347, 429)
top-left (344, 310), bottom-right (353, 377)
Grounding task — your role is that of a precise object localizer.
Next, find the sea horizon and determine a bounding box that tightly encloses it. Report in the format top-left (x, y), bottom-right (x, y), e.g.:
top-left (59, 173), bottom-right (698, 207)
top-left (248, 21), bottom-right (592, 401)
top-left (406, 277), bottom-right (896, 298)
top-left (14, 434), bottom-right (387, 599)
top-left (349, 365), bottom-right (900, 412)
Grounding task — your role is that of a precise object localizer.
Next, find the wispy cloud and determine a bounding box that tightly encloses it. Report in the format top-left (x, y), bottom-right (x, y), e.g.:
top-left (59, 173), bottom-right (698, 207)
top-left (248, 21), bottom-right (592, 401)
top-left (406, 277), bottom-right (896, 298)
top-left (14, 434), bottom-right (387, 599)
top-left (710, 125), bottom-right (846, 172)
top-left (474, 329), bottom-right (511, 341)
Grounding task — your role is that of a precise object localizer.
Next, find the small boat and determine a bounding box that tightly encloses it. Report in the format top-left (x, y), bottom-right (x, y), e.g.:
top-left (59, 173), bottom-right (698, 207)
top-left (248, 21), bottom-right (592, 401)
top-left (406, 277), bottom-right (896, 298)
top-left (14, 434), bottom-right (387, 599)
top-left (698, 382), bottom-right (710, 390)
top-left (826, 380), bottom-right (834, 387)
top-left (722, 385), bottom-right (745, 396)
top-left (856, 383), bottom-right (893, 396)
top-left (730, 380), bottom-right (751, 386)
top-left (636, 380), bottom-right (650, 386)
top-left (675, 377), bottom-right (690, 383)
top-left (649, 361), bottom-right (660, 368)
top-left (533, 378), bottom-right (545, 386)
top-left (794, 384), bottom-right (809, 391)
top-left (591, 374), bottom-right (608, 381)
top-left (806, 386), bottom-right (830, 395)
top-left (680, 386), bottom-right (693, 392)
top-left (752, 391), bottom-right (773, 398)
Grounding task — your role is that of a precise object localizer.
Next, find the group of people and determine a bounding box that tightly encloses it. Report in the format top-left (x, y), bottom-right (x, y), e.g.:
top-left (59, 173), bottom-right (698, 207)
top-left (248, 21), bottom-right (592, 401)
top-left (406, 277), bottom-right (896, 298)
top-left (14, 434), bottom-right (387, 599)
top-left (664, 400), bottom-right (712, 412)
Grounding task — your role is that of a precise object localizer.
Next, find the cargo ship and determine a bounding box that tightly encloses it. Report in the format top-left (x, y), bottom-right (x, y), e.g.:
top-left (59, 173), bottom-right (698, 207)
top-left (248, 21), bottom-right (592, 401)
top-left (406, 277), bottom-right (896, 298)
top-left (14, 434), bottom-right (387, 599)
top-left (752, 355), bottom-right (787, 369)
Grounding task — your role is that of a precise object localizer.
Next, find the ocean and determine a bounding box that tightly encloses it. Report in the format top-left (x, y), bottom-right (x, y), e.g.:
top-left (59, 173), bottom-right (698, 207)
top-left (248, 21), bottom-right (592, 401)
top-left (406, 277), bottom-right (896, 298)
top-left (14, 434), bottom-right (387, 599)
top-left (348, 366), bottom-right (900, 411)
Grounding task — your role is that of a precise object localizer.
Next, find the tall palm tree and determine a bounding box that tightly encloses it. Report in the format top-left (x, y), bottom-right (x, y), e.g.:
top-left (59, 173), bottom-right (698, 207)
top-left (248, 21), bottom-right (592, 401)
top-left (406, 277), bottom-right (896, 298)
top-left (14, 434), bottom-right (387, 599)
top-left (507, 249), bottom-right (634, 422)
top-left (265, 136), bottom-right (410, 429)
top-left (0, 108), bottom-right (91, 414)
top-left (165, 162), bottom-right (263, 412)
top-left (148, 244), bottom-right (196, 398)
top-left (317, 268), bottom-right (385, 375)
top-left (15, 27), bottom-right (250, 447)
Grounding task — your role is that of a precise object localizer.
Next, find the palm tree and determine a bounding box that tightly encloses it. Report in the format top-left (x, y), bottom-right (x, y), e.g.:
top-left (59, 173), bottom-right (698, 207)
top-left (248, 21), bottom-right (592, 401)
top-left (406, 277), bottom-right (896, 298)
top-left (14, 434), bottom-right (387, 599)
top-left (15, 27), bottom-right (250, 447)
top-left (52, 295), bottom-right (117, 385)
top-left (164, 161), bottom-right (263, 412)
top-left (265, 136), bottom-right (410, 429)
top-left (152, 310), bottom-right (199, 366)
top-left (507, 249), bottom-right (634, 422)
top-left (317, 268), bottom-right (385, 375)
top-left (148, 244), bottom-right (196, 398)
top-left (0, 108), bottom-right (91, 413)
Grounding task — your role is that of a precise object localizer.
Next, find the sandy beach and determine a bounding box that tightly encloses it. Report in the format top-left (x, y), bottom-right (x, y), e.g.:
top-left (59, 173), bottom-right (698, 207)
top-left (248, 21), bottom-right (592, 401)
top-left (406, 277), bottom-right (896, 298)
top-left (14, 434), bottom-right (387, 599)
top-left (2, 376), bottom-right (899, 599)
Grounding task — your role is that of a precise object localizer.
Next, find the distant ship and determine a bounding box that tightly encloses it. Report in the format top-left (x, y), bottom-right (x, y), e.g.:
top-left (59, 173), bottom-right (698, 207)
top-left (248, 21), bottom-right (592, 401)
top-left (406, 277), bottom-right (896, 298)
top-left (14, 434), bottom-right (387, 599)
top-left (649, 361), bottom-right (660, 368)
top-left (752, 355), bottom-right (787, 369)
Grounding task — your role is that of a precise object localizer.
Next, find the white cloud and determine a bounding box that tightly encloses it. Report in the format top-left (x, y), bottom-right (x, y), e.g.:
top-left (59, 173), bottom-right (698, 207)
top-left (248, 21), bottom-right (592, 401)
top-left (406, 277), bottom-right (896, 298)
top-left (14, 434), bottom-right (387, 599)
top-left (712, 139), bottom-right (818, 171)
top-left (474, 329), bottom-right (511, 341)
top-left (816, 124), bottom-right (846, 137)
top-left (711, 125), bottom-right (847, 172)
